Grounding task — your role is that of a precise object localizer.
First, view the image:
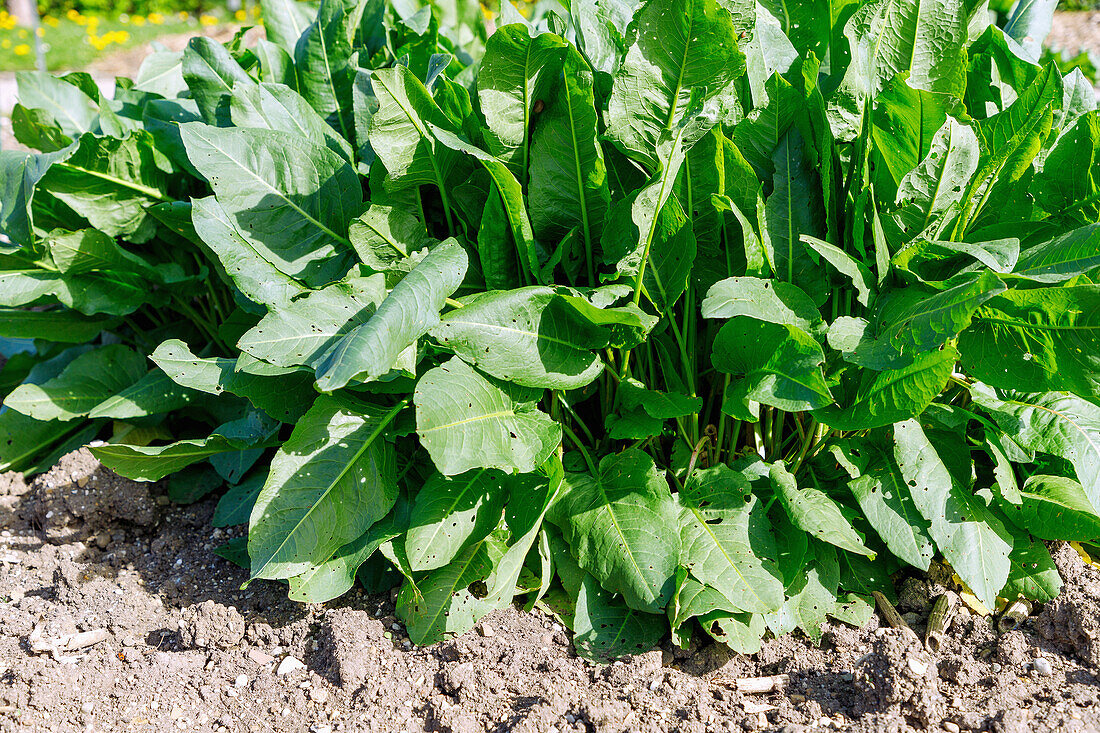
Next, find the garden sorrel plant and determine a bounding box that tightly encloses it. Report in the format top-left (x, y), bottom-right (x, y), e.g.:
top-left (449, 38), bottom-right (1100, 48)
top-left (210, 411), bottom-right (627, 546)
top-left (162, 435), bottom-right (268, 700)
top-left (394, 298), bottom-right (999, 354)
top-left (3, 0), bottom-right (1100, 657)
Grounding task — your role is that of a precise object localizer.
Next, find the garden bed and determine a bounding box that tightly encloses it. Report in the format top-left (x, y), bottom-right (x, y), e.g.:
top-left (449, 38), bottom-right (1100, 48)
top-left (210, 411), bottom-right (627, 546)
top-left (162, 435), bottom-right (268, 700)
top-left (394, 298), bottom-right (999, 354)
top-left (2, 451), bottom-right (1100, 732)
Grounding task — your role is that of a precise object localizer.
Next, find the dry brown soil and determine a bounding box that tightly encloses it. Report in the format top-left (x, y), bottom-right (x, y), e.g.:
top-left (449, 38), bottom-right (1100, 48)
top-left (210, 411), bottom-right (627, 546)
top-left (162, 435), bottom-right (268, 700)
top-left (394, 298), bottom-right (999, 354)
top-left (0, 450), bottom-right (1099, 733)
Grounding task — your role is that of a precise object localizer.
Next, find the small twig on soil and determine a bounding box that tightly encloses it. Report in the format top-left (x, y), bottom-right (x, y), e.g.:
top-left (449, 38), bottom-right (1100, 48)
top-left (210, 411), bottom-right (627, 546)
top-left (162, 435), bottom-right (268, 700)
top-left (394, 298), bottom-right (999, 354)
top-left (713, 674), bottom-right (790, 694)
top-left (925, 591), bottom-right (957, 653)
top-left (872, 592), bottom-right (918, 641)
top-left (28, 621), bottom-right (110, 663)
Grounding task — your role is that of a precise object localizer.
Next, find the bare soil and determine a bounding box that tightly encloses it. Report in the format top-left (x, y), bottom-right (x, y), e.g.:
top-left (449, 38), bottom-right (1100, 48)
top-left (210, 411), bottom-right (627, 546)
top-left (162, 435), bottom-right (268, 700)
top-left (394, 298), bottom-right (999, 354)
top-left (1, 450), bottom-right (1099, 732)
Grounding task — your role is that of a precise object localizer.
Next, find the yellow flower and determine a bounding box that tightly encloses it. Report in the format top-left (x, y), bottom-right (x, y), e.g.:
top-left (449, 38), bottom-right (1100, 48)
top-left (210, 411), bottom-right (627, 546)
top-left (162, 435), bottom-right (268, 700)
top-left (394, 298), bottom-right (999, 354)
top-left (66, 8), bottom-right (80, 20)
top-left (87, 15), bottom-right (99, 27)
top-left (14, 43), bottom-right (29, 55)
top-left (131, 14), bottom-right (145, 25)
top-left (199, 14), bottom-right (217, 26)
top-left (1, 39), bottom-right (11, 49)
top-left (17, 28), bottom-right (27, 37)
top-left (0, 15), bottom-right (16, 30)
top-left (75, 14), bottom-right (87, 25)
top-left (43, 16), bottom-right (58, 26)
top-left (234, 9), bottom-right (246, 21)
top-left (178, 11), bottom-right (188, 20)
top-left (36, 26), bottom-right (44, 36)
top-left (148, 12), bottom-right (163, 24)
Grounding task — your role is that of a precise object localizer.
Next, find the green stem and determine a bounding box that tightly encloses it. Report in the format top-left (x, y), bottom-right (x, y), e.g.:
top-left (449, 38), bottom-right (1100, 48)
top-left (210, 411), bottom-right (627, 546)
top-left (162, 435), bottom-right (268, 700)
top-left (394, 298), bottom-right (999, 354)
top-left (562, 423), bottom-right (597, 476)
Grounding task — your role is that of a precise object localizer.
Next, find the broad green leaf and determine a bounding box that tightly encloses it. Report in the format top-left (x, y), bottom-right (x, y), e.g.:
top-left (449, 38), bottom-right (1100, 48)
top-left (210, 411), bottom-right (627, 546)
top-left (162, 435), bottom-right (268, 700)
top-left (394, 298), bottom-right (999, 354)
top-left (46, 227), bottom-right (156, 277)
top-left (833, 443), bottom-right (934, 570)
top-left (713, 317), bottom-right (833, 417)
top-left (816, 345), bottom-right (957, 431)
top-left (574, 573), bottom-right (665, 659)
top-left (1003, 0), bottom-right (1057, 60)
top-left (892, 420), bottom-right (1012, 606)
top-left (701, 276), bottom-right (823, 335)
top-left (237, 274), bottom-right (387, 369)
top-left (528, 47), bottom-right (610, 263)
top-left (91, 435), bottom-right (268, 482)
top-left (348, 205), bottom-right (435, 272)
top-left (15, 71), bottom-right (99, 139)
top-left (764, 539), bottom-right (839, 644)
top-left (213, 471), bottom-right (268, 527)
top-left (549, 449), bottom-right (681, 612)
top-left (87, 368), bottom-right (198, 420)
top-left (770, 462), bottom-right (874, 557)
top-left (767, 127), bottom-right (828, 305)
top-left (668, 573), bottom-right (765, 653)
top-left (960, 286), bottom-right (1100, 399)
top-left (0, 147), bottom-right (74, 249)
top-left (605, 0), bottom-right (745, 167)
top-left (0, 309), bottom-right (116, 343)
top-left (871, 74), bottom-right (960, 196)
top-left (431, 286), bottom-right (608, 389)
top-left (618, 378), bottom-right (700, 419)
top-left (892, 118), bottom-right (979, 241)
top-left (315, 239), bottom-right (468, 390)
top-left (180, 124), bottom-right (359, 287)
top-left (477, 25), bottom-right (567, 180)
top-left (877, 272), bottom-right (1006, 354)
top-left (4, 345), bottom-right (147, 422)
top-left (260, 0), bottom-right (316, 50)
top-left (406, 469), bottom-right (511, 571)
top-left (971, 385), bottom-right (1100, 517)
top-left (998, 474), bottom-right (1100, 543)
top-left (1002, 530), bottom-right (1062, 603)
top-left (229, 82), bottom-right (354, 163)
top-left (368, 64), bottom-right (462, 192)
top-left (248, 395), bottom-right (402, 580)
top-left (182, 36), bottom-right (254, 126)
top-left (39, 132), bottom-right (169, 238)
top-left (288, 516), bottom-right (403, 603)
top-left (801, 235), bottom-right (874, 306)
top-left (415, 356), bottom-right (561, 475)
top-left (0, 268), bottom-right (149, 317)
top-left (677, 465), bottom-right (784, 613)
top-left (150, 339), bottom-right (314, 423)
top-left (891, 238), bottom-right (1021, 282)
top-left (133, 50), bottom-right (187, 98)
top-left (1032, 111), bottom-right (1100, 221)
top-left (294, 0), bottom-right (355, 141)
top-left (1010, 223), bottom-right (1100, 283)
top-left (190, 196), bottom-right (308, 310)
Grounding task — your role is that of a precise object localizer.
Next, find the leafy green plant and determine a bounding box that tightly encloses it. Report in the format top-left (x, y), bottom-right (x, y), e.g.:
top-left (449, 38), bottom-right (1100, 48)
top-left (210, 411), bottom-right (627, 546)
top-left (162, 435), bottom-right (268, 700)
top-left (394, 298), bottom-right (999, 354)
top-left (3, 0), bottom-right (1100, 657)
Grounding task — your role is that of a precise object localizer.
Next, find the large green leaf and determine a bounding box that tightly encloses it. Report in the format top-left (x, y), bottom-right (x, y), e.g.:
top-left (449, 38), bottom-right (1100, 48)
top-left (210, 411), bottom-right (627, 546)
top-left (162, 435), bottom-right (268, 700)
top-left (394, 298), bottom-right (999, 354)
top-left (833, 442), bottom-right (934, 570)
top-left (0, 147), bottom-right (74, 249)
top-left (677, 465), bottom-right (784, 613)
top-left (892, 420), bottom-right (1012, 606)
top-left (415, 357), bottom-right (561, 475)
top-left (180, 124), bottom-right (359, 288)
top-left (248, 395), bottom-right (402, 580)
top-left (431, 286), bottom-right (608, 389)
top-left (405, 469), bottom-right (511, 571)
top-left (237, 274), bottom-right (387, 369)
top-left (314, 239), bottom-right (468, 390)
top-left (1010, 223), bottom-right (1100, 283)
top-left (573, 573), bottom-right (666, 659)
top-left (605, 0), bottom-right (745, 167)
top-left (549, 449), bottom-right (681, 612)
top-left (294, 0), bottom-right (355, 142)
top-left (764, 539), bottom-right (839, 644)
top-left (229, 82), bottom-right (354, 163)
top-left (87, 369), bottom-right (198, 420)
top-left (476, 25), bottom-right (567, 181)
top-left (766, 127), bottom-right (828, 304)
top-left (150, 339), bottom-right (314, 423)
top-left (182, 36), bottom-right (254, 126)
top-left (892, 118), bottom-right (979, 241)
top-left (815, 345), bottom-right (958, 431)
top-left (770, 462), bottom-right (874, 557)
top-left (712, 317), bottom-right (833, 419)
top-left (260, 0), bottom-right (316, 51)
top-left (998, 474), bottom-right (1100, 543)
top-left (701, 276), bottom-right (823, 335)
top-left (667, 572), bottom-right (766, 653)
top-left (528, 47), bottom-right (610, 264)
top-left (960, 286), bottom-right (1100, 399)
top-left (971, 385), bottom-right (1100, 516)
top-left (877, 272), bottom-right (1006, 354)
top-left (15, 71), bottom-right (99, 139)
top-left (4, 344), bottom-right (147, 422)
top-left (0, 309), bottom-right (116, 343)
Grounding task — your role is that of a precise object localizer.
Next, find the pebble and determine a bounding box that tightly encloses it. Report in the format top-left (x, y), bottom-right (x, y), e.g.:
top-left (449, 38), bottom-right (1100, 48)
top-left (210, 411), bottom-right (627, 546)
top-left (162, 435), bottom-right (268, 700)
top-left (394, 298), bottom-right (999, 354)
top-left (81, 702), bottom-right (94, 713)
top-left (310, 688), bottom-right (329, 704)
top-left (991, 663), bottom-right (1002, 673)
top-left (277, 657), bottom-right (306, 676)
top-left (907, 657), bottom-right (928, 676)
top-left (234, 674), bottom-right (249, 688)
top-left (943, 722), bottom-right (960, 733)
top-left (1033, 657), bottom-right (1053, 676)
top-left (249, 649), bottom-right (275, 665)
top-left (311, 727), bottom-right (332, 733)
top-left (391, 623), bottom-right (401, 632)
top-left (479, 623), bottom-right (494, 637)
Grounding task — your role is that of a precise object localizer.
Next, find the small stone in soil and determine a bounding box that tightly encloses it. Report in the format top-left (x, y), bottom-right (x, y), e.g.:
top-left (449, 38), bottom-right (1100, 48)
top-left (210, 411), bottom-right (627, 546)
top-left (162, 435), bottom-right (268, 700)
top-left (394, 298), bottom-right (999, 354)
top-left (277, 657), bottom-right (306, 676)
top-left (943, 722), bottom-right (961, 733)
top-left (479, 622), bottom-right (494, 637)
top-left (1033, 657), bottom-right (1053, 676)
top-left (234, 674), bottom-right (249, 688)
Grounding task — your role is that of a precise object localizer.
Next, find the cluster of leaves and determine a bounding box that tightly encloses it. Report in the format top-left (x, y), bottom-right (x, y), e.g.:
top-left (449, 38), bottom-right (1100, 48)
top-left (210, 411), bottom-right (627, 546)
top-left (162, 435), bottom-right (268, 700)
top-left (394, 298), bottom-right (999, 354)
top-left (4, 0), bottom-right (1100, 658)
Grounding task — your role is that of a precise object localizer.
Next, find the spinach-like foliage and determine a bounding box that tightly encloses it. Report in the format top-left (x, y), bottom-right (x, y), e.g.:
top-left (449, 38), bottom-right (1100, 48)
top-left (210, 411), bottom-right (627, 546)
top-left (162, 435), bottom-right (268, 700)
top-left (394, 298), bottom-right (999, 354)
top-left (2, 0), bottom-right (1100, 656)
